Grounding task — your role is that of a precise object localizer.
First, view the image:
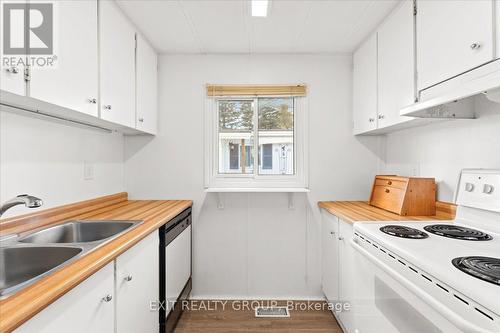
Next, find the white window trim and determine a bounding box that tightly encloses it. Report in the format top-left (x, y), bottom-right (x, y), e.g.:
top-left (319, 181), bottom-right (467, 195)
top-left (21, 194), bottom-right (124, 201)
top-left (204, 94), bottom-right (309, 190)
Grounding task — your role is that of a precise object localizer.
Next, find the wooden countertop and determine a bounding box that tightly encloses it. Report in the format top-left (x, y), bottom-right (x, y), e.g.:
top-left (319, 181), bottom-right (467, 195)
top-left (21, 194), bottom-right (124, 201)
top-left (0, 193), bottom-right (192, 333)
top-left (318, 201), bottom-right (456, 224)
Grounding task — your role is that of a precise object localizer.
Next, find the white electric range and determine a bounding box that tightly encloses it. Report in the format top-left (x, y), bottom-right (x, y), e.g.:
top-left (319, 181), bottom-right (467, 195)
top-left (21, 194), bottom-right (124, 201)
top-left (351, 169), bottom-right (500, 333)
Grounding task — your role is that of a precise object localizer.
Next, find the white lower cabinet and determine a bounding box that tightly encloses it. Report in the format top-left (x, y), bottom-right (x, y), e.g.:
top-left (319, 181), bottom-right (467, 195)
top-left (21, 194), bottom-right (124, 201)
top-left (321, 210), bottom-right (339, 303)
top-left (116, 232), bottom-right (159, 333)
top-left (15, 232), bottom-right (160, 333)
top-left (15, 263), bottom-right (115, 333)
top-left (321, 211), bottom-right (365, 333)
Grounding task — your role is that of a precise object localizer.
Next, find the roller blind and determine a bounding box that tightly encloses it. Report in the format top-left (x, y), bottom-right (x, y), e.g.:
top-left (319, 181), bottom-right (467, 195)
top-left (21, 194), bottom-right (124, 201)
top-left (206, 84), bottom-right (307, 97)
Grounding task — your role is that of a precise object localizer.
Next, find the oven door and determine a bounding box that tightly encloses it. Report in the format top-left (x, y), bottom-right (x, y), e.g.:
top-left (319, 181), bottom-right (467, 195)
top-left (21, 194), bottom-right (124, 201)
top-left (348, 237), bottom-right (465, 333)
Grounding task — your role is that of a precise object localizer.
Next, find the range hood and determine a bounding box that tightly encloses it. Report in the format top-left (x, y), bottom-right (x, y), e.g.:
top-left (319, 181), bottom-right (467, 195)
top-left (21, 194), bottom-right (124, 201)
top-left (401, 61), bottom-right (500, 118)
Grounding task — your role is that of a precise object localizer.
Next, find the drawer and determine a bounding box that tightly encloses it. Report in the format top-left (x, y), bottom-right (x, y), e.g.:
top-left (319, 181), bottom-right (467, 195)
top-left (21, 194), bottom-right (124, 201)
top-left (374, 177), bottom-right (407, 189)
top-left (370, 185), bottom-right (405, 214)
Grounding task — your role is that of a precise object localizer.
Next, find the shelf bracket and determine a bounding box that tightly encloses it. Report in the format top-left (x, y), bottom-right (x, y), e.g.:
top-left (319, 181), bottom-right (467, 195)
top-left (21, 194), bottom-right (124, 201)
top-left (288, 192), bottom-right (295, 210)
top-left (216, 192), bottom-right (224, 210)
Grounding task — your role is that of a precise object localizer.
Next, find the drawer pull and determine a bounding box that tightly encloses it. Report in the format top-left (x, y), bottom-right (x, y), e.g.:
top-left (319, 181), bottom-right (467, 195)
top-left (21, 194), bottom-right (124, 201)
top-left (124, 275), bottom-right (133, 282)
top-left (385, 189), bottom-right (390, 193)
top-left (387, 181), bottom-right (392, 185)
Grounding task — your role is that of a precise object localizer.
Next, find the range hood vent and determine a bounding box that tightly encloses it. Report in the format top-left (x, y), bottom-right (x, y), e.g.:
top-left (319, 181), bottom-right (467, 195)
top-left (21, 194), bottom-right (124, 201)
top-left (401, 61), bottom-right (500, 118)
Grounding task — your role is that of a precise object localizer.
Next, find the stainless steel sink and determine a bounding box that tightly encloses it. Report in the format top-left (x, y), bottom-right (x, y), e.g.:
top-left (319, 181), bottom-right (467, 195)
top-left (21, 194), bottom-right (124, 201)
top-left (18, 220), bottom-right (140, 244)
top-left (0, 219), bottom-right (142, 298)
top-left (0, 246), bottom-right (83, 298)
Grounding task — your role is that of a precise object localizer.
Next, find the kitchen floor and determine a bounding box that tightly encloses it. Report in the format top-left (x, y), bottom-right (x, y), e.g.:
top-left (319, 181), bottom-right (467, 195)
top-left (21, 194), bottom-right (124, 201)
top-left (174, 301), bottom-right (342, 333)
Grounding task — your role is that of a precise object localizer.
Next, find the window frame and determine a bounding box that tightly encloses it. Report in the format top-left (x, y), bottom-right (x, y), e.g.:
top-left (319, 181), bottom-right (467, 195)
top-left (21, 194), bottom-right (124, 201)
top-left (204, 94), bottom-right (308, 189)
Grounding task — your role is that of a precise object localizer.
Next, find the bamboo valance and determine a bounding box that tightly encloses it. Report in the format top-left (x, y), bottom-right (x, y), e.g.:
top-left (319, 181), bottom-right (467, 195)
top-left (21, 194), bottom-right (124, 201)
top-left (206, 84), bottom-right (307, 97)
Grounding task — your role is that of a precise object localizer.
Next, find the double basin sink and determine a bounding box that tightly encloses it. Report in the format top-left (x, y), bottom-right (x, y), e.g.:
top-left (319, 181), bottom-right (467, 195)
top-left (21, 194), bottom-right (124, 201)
top-left (0, 220), bottom-right (142, 299)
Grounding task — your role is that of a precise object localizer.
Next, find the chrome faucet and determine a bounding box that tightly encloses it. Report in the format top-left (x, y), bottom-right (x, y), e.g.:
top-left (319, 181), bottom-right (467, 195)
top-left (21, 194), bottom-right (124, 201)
top-left (0, 194), bottom-right (43, 217)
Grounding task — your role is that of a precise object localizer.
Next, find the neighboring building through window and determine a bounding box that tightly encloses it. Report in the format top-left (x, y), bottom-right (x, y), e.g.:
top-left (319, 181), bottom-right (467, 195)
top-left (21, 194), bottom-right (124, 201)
top-left (217, 98), bottom-right (294, 175)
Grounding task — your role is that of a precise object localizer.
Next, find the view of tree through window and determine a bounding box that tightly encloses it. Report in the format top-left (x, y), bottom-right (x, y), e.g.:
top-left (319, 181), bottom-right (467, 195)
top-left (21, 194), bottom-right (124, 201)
top-left (218, 98), bottom-right (294, 175)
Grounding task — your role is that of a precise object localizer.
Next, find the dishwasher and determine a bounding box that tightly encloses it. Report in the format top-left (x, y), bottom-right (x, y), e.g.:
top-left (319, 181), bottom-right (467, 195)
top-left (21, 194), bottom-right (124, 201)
top-left (159, 207), bottom-right (192, 333)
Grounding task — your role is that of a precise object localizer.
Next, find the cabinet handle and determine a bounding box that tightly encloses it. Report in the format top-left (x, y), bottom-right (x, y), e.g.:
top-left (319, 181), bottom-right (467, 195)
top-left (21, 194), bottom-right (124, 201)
top-left (385, 188), bottom-right (390, 193)
top-left (138, 117), bottom-right (144, 123)
top-left (368, 118), bottom-right (375, 123)
top-left (470, 43), bottom-right (481, 50)
top-left (88, 98), bottom-right (97, 104)
top-left (378, 114), bottom-right (385, 120)
top-left (330, 231), bottom-right (336, 235)
top-left (5, 67), bottom-right (19, 74)
top-left (103, 105), bottom-right (112, 110)
top-left (387, 181), bottom-right (392, 185)
top-left (124, 275), bottom-right (133, 282)
top-left (102, 294), bottom-right (113, 302)
top-left (338, 236), bottom-right (344, 241)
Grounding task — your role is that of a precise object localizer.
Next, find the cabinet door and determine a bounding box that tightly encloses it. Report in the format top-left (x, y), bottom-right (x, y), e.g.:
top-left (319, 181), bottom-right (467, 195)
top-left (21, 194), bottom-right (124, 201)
top-left (337, 219), bottom-right (356, 331)
top-left (29, 0), bottom-right (98, 117)
top-left (166, 225), bottom-right (191, 310)
top-left (353, 33), bottom-right (378, 134)
top-left (377, 1), bottom-right (415, 128)
top-left (136, 34), bottom-right (158, 135)
top-left (0, 0), bottom-right (26, 96)
top-left (116, 232), bottom-right (159, 333)
top-left (99, 0), bottom-right (135, 127)
top-left (417, 0), bottom-right (494, 90)
top-left (15, 263), bottom-right (114, 333)
top-left (321, 211), bottom-right (339, 303)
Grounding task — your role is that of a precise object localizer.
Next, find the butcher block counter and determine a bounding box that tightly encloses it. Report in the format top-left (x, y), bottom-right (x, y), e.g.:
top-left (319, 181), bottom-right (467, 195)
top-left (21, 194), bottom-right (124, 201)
top-left (318, 201), bottom-right (456, 224)
top-left (0, 192), bottom-right (192, 333)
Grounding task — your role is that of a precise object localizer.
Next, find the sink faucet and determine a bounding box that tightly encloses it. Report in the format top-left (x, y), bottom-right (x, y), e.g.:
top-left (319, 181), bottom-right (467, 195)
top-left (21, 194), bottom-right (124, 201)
top-left (0, 194), bottom-right (43, 217)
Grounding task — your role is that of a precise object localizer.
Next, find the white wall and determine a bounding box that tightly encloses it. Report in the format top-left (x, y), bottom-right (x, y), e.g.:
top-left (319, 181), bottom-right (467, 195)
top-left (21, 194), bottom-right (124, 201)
top-left (385, 95), bottom-right (500, 202)
top-left (0, 111), bottom-right (125, 217)
top-left (125, 54), bottom-right (384, 299)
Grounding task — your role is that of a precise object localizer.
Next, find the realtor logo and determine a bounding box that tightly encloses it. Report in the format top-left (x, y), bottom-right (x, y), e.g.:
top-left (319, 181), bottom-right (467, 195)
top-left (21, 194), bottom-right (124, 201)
top-left (3, 3), bottom-right (53, 55)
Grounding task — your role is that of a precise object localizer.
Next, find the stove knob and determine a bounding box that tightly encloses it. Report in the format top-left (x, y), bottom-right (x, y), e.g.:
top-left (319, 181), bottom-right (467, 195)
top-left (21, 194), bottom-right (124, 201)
top-left (483, 184), bottom-right (494, 194)
top-left (465, 182), bottom-right (475, 192)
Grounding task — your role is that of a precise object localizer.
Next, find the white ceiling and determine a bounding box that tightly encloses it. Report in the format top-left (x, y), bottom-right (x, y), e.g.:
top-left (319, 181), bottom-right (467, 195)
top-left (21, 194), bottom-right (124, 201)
top-left (117, 0), bottom-right (399, 54)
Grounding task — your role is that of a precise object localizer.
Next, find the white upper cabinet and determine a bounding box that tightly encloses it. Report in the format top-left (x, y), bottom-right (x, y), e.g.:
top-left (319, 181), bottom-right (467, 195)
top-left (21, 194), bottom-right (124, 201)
top-left (29, 0), bottom-right (98, 117)
top-left (377, 1), bottom-right (415, 128)
top-left (353, 33), bottom-right (378, 134)
top-left (0, 0), bottom-right (26, 96)
top-left (99, 0), bottom-right (136, 128)
top-left (416, 0), bottom-right (495, 90)
top-left (116, 232), bottom-right (159, 333)
top-left (136, 34), bottom-right (158, 135)
top-left (14, 263), bottom-right (114, 333)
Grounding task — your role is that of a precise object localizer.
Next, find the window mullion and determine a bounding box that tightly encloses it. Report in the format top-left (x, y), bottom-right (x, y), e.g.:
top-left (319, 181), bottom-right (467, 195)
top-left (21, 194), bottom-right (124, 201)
top-left (253, 97), bottom-right (258, 179)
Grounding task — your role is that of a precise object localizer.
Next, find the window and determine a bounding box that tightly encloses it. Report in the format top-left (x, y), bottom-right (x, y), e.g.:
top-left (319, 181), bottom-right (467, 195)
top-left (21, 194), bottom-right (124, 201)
top-left (217, 97), bottom-right (294, 175)
top-left (262, 144), bottom-right (273, 170)
top-left (205, 88), bottom-right (308, 189)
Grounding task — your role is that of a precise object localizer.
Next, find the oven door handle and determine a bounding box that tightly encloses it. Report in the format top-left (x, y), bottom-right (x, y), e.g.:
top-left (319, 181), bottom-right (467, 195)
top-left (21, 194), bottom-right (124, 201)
top-left (350, 238), bottom-right (490, 333)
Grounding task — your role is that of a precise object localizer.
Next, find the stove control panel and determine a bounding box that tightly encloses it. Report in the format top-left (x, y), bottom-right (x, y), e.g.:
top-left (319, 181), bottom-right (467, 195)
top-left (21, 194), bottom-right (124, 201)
top-left (456, 169), bottom-right (500, 212)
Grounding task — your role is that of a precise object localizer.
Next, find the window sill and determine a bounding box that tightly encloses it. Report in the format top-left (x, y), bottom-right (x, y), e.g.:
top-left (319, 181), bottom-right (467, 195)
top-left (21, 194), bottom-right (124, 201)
top-left (204, 187), bottom-right (310, 193)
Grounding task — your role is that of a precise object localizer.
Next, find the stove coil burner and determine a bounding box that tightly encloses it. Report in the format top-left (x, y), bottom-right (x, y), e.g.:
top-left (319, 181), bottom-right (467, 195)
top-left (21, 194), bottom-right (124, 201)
top-left (452, 256), bottom-right (500, 286)
top-left (424, 224), bottom-right (492, 241)
top-left (379, 225), bottom-right (429, 239)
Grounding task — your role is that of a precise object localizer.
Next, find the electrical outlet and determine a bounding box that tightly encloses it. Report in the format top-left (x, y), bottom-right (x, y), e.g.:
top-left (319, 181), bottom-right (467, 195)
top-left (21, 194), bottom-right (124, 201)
top-left (410, 164), bottom-right (420, 177)
top-left (83, 161), bottom-right (94, 180)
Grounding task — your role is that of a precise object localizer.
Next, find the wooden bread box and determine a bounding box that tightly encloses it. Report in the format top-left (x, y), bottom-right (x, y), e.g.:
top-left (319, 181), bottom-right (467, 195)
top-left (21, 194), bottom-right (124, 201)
top-left (369, 175), bottom-right (436, 216)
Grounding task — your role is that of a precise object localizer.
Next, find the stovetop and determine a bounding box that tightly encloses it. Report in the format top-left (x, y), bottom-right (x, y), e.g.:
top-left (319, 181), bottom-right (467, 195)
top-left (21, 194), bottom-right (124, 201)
top-left (354, 220), bottom-right (500, 315)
